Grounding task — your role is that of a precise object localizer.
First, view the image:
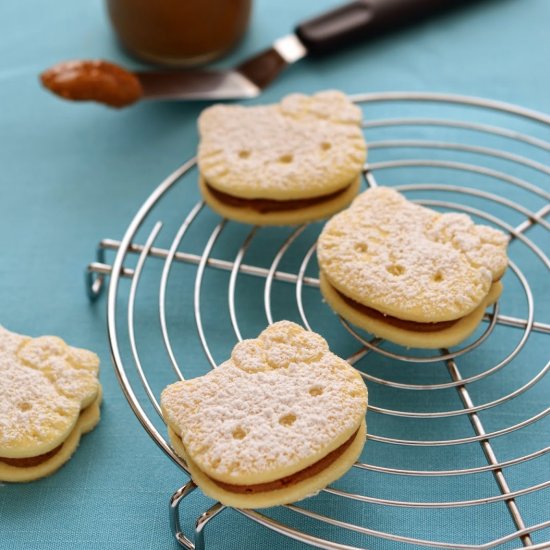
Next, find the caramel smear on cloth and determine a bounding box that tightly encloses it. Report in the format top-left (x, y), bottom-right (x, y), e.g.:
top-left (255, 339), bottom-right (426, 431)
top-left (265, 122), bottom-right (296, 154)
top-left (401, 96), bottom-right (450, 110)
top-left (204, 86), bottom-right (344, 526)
top-left (40, 60), bottom-right (143, 108)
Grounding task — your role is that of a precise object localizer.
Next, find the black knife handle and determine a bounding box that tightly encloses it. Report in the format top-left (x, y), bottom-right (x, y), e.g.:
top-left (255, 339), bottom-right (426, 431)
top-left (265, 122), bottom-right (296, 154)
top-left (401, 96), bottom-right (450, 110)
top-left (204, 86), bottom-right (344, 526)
top-left (295, 0), bottom-right (461, 55)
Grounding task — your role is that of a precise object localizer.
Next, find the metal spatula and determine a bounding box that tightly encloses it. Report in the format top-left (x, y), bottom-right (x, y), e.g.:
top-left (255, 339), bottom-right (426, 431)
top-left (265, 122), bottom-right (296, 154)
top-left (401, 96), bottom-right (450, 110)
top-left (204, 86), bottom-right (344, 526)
top-left (44, 0), bottom-right (473, 105)
top-left (139, 0), bottom-right (466, 101)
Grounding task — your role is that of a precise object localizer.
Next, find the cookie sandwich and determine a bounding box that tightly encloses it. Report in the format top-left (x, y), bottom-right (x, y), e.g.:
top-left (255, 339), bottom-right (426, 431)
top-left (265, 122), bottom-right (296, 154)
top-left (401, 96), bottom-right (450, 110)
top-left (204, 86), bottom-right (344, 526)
top-left (161, 321), bottom-right (367, 508)
top-left (197, 90), bottom-right (367, 225)
top-left (317, 187), bottom-right (509, 349)
top-left (0, 326), bottom-right (101, 482)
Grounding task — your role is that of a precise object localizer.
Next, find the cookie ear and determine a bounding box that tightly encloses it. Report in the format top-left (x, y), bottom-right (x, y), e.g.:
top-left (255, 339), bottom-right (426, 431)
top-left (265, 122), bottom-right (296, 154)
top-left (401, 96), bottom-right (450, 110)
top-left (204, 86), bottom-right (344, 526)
top-left (280, 91), bottom-right (363, 125)
top-left (17, 336), bottom-right (100, 405)
top-left (17, 335), bottom-right (66, 372)
top-left (427, 213), bottom-right (509, 280)
top-left (67, 346), bottom-right (101, 373)
top-left (231, 322), bottom-right (330, 372)
top-left (260, 322), bottom-right (329, 368)
top-left (231, 339), bottom-right (270, 373)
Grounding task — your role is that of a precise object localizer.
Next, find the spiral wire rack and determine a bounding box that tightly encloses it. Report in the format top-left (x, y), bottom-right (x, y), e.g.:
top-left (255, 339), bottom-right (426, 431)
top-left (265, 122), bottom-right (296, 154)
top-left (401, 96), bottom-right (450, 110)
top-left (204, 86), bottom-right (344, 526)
top-left (87, 92), bottom-right (550, 550)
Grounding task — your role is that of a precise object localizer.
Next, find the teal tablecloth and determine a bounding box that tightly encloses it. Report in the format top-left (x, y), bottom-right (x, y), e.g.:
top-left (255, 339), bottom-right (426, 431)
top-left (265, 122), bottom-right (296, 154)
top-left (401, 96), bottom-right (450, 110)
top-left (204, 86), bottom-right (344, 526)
top-left (1, 1), bottom-right (549, 549)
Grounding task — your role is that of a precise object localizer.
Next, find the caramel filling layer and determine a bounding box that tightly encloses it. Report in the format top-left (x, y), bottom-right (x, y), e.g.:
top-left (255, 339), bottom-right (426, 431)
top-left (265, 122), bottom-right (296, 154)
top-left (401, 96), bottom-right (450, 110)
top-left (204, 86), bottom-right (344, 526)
top-left (0, 444), bottom-right (63, 468)
top-left (208, 428), bottom-right (359, 494)
top-left (0, 397), bottom-right (99, 468)
top-left (331, 282), bottom-right (459, 332)
top-left (205, 180), bottom-right (352, 213)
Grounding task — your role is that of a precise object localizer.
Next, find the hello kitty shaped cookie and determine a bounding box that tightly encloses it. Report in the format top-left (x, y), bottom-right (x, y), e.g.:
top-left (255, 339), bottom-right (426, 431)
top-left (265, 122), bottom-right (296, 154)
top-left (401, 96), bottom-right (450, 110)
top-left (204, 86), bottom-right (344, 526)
top-left (0, 325), bottom-right (101, 482)
top-left (161, 321), bottom-right (367, 509)
top-left (197, 91), bottom-right (367, 226)
top-left (317, 187), bottom-right (509, 349)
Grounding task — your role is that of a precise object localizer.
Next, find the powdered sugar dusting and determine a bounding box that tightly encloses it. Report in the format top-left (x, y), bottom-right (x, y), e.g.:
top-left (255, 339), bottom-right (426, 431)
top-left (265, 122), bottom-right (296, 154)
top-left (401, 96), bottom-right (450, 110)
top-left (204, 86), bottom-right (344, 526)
top-left (0, 326), bottom-right (100, 457)
top-left (317, 187), bottom-right (509, 322)
top-left (161, 321), bottom-right (367, 481)
top-left (197, 91), bottom-right (367, 200)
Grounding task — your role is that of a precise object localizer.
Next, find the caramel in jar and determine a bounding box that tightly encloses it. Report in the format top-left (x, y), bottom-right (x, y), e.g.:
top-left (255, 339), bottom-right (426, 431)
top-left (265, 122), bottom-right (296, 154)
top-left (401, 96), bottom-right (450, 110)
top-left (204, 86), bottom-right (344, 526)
top-left (106, 0), bottom-right (252, 66)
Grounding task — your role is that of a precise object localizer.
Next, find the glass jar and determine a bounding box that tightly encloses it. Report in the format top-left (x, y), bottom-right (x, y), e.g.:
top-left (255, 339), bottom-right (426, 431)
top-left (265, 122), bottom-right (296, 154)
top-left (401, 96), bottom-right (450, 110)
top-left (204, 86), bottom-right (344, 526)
top-left (106, 0), bottom-right (253, 67)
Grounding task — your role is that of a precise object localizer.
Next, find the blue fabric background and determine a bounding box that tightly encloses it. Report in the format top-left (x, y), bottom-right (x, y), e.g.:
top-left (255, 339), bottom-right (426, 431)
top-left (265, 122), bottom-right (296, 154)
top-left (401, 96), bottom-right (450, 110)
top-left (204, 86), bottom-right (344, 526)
top-left (0, 1), bottom-right (549, 549)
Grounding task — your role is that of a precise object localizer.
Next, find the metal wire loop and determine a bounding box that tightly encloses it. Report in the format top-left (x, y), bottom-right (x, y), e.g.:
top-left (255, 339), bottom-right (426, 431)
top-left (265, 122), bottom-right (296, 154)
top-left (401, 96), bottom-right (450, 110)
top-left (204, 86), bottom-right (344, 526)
top-left (88, 93), bottom-right (550, 550)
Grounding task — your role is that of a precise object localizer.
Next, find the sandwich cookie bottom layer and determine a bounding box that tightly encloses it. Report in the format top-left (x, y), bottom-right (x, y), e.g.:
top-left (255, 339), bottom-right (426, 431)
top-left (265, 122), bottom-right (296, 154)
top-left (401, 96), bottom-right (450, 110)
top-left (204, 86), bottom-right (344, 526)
top-left (199, 176), bottom-right (361, 226)
top-left (320, 272), bottom-right (503, 349)
top-left (168, 419), bottom-right (366, 509)
top-left (0, 386), bottom-right (102, 482)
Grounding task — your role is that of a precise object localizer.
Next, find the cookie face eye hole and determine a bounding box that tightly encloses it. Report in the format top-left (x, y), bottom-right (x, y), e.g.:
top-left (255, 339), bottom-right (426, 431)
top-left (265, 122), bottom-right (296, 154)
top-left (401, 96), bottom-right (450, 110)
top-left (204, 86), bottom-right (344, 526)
top-left (18, 402), bottom-right (31, 412)
top-left (309, 386), bottom-right (323, 397)
top-left (278, 154), bottom-right (293, 164)
top-left (238, 150), bottom-right (251, 159)
top-left (279, 413), bottom-right (297, 427)
top-left (433, 272), bottom-right (444, 282)
top-left (232, 427), bottom-right (247, 440)
top-left (354, 242), bottom-right (368, 253)
top-left (387, 264), bottom-right (405, 276)
top-left (320, 142), bottom-right (331, 151)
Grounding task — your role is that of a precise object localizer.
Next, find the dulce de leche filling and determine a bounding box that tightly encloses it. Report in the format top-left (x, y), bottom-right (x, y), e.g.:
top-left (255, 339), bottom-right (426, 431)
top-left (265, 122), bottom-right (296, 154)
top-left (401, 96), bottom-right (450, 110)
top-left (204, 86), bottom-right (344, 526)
top-left (208, 427), bottom-right (360, 494)
top-left (205, 180), bottom-right (352, 214)
top-left (329, 281), bottom-right (459, 332)
top-left (0, 397), bottom-right (99, 469)
top-left (40, 60), bottom-right (143, 108)
top-left (0, 444), bottom-right (63, 468)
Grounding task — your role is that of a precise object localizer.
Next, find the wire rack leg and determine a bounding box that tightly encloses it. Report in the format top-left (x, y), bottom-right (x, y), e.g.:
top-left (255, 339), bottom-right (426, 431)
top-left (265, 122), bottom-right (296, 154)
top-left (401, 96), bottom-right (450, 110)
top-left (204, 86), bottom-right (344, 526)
top-left (195, 502), bottom-right (226, 550)
top-left (86, 245), bottom-right (107, 301)
top-left (170, 482), bottom-right (197, 549)
top-left (170, 481), bottom-right (226, 550)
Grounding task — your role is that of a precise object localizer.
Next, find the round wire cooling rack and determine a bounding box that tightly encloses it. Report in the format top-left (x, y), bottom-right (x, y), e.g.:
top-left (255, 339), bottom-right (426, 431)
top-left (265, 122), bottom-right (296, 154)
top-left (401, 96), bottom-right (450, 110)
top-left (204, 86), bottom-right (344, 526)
top-left (86, 92), bottom-right (550, 550)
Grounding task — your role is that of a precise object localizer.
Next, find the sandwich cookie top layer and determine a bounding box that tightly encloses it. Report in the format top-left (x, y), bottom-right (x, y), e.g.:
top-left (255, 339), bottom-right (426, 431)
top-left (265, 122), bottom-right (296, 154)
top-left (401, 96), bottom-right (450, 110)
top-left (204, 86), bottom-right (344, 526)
top-left (0, 326), bottom-right (100, 459)
top-left (317, 187), bottom-right (509, 323)
top-left (197, 91), bottom-right (367, 200)
top-left (161, 321), bottom-right (367, 486)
